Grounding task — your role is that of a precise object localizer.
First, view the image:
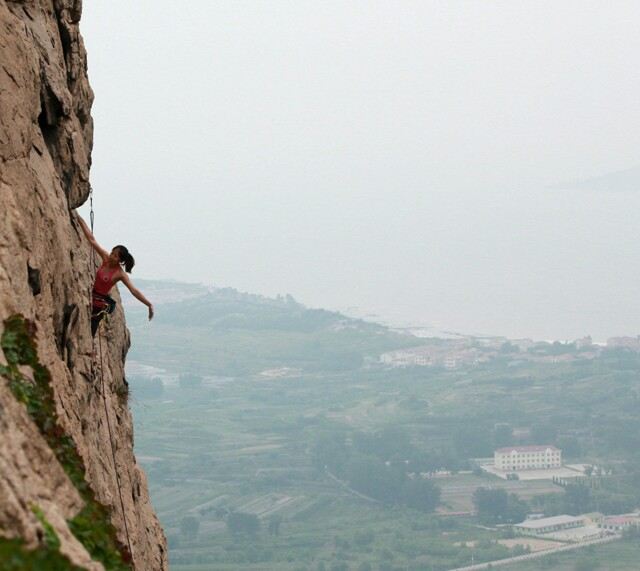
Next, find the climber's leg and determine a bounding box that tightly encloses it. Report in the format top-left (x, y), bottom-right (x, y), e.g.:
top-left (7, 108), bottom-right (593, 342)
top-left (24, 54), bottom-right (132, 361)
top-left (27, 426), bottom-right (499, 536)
top-left (91, 294), bottom-right (116, 337)
top-left (91, 307), bottom-right (104, 337)
top-left (104, 295), bottom-right (117, 315)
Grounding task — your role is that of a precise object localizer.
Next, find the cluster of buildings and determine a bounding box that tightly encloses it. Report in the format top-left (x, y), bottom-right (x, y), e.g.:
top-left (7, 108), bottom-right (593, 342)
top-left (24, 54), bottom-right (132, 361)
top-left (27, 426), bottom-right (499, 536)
top-left (379, 341), bottom-right (492, 369)
top-left (513, 513), bottom-right (640, 541)
top-left (378, 333), bottom-right (640, 370)
top-left (606, 336), bottom-right (640, 350)
top-left (600, 515), bottom-right (640, 532)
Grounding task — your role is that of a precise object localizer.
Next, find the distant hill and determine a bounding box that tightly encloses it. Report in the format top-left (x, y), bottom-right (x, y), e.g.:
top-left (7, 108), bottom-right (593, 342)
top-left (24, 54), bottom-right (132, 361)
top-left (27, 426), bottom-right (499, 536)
top-left (121, 279), bottom-right (210, 306)
top-left (124, 279), bottom-right (387, 332)
top-left (122, 280), bottom-right (421, 376)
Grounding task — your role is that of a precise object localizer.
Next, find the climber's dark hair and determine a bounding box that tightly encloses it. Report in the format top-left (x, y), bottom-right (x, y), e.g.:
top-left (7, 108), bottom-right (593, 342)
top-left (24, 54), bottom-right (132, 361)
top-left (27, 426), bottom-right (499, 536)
top-left (114, 245), bottom-right (135, 273)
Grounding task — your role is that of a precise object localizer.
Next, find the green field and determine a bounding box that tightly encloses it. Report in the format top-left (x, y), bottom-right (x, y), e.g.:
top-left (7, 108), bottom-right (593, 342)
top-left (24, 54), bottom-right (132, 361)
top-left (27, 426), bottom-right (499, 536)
top-left (500, 539), bottom-right (640, 570)
top-left (133, 377), bottom-right (517, 570)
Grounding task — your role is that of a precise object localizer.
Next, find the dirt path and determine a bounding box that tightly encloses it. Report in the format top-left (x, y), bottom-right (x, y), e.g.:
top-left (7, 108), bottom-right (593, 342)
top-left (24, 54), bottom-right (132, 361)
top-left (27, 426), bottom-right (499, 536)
top-left (325, 469), bottom-right (381, 504)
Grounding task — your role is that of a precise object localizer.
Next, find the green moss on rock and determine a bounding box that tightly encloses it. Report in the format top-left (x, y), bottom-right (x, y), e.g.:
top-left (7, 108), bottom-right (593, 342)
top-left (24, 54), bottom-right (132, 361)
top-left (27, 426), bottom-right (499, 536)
top-left (0, 505), bottom-right (84, 570)
top-left (0, 537), bottom-right (86, 571)
top-left (31, 505), bottom-right (61, 551)
top-left (0, 315), bottom-right (132, 570)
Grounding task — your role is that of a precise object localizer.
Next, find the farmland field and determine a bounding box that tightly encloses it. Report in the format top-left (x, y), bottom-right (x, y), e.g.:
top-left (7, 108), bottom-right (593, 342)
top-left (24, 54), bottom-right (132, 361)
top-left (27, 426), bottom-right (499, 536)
top-left (498, 539), bottom-right (640, 570)
top-left (132, 377), bottom-right (518, 570)
top-left (122, 282), bottom-right (640, 570)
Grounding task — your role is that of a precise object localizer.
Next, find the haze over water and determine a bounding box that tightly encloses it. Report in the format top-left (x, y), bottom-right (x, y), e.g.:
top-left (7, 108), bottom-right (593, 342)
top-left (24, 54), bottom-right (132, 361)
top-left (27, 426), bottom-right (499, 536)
top-left (81, 1), bottom-right (640, 341)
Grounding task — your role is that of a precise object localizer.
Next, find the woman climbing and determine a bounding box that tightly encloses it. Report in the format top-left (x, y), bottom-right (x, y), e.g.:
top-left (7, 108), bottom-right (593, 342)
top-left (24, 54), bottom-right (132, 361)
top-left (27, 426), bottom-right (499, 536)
top-left (76, 214), bottom-right (154, 336)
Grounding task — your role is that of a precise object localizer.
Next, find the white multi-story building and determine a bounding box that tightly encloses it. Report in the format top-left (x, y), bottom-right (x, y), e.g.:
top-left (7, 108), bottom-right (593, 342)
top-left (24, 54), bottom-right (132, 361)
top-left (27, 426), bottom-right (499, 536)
top-left (494, 445), bottom-right (562, 471)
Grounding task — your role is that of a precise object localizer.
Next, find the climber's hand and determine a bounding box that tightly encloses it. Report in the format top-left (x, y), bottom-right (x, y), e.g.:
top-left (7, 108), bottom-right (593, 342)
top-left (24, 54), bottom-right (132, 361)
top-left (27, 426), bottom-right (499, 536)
top-left (148, 304), bottom-right (154, 321)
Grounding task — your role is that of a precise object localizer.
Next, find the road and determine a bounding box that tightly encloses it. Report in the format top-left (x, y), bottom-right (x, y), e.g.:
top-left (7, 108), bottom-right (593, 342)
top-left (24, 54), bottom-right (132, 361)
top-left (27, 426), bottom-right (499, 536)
top-left (449, 534), bottom-right (621, 571)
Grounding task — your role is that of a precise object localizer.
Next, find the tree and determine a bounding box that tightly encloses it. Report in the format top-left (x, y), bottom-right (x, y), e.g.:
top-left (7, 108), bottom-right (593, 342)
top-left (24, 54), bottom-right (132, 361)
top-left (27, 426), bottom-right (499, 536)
top-left (407, 451), bottom-right (440, 475)
top-left (401, 478), bottom-right (441, 513)
top-left (623, 524), bottom-right (640, 539)
top-left (227, 512), bottom-right (260, 538)
top-left (347, 455), bottom-right (404, 504)
top-left (353, 427), bottom-right (415, 461)
top-left (494, 424), bottom-right (514, 448)
top-left (473, 488), bottom-right (527, 524)
top-left (557, 436), bottom-right (582, 458)
top-left (377, 426), bottom-right (414, 460)
top-left (473, 488), bottom-right (508, 524)
top-left (354, 530), bottom-right (375, 546)
top-left (454, 426), bottom-right (493, 458)
top-left (574, 558), bottom-right (599, 571)
top-left (531, 423), bottom-right (557, 445)
top-left (179, 373), bottom-right (202, 389)
top-left (499, 342), bottom-right (518, 354)
top-left (267, 514), bottom-right (283, 536)
top-left (311, 432), bottom-right (349, 476)
top-left (179, 516), bottom-right (200, 539)
top-left (506, 494), bottom-right (528, 523)
top-left (564, 484), bottom-right (592, 515)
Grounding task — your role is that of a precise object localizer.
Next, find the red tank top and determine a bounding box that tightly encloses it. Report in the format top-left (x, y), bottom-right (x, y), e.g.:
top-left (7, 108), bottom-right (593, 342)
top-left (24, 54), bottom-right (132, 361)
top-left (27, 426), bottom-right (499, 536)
top-left (93, 264), bottom-right (119, 297)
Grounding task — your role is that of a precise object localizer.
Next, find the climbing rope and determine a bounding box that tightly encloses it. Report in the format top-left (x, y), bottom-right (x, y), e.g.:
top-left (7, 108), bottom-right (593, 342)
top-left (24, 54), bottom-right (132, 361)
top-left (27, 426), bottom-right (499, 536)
top-left (88, 190), bottom-right (135, 566)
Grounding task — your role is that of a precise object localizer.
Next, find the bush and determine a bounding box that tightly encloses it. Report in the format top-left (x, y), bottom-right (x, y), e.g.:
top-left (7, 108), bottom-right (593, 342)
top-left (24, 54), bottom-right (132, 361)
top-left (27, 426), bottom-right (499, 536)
top-left (354, 530), bottom-right (375, 546)
top-left (575, 558), bottom-right (600, 571)
top-left (227, 512), bottom-right (260, 538)
top-left (179, 373), bottom-right (203, 388)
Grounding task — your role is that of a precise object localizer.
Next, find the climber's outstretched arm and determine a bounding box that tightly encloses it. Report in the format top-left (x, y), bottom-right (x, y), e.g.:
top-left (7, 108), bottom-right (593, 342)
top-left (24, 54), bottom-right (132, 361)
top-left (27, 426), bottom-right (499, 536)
top-left (119, 273), bottom-right (154, 320)
top-left (76, 214), bottom-right (109, 262)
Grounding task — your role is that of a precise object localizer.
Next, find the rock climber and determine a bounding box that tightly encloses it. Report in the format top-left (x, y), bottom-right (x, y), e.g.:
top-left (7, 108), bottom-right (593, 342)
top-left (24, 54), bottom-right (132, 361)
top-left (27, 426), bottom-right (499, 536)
top-left (76, 214), bottom-right (154, 336)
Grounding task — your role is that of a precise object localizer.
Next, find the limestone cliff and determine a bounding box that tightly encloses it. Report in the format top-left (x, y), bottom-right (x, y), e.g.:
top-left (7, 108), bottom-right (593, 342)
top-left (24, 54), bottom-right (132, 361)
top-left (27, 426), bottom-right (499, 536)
top-left (0, 1), bottom-right (167, 569)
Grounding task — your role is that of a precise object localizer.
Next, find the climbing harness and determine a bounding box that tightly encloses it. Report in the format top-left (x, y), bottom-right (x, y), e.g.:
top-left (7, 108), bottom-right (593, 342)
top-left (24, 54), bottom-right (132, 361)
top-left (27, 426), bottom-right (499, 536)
top-left (91, 293), bottom-right (116, 335)
top-left (93, 293), bottom-right (117, 316)
top-left (88, 190), bottom-right (135, 565)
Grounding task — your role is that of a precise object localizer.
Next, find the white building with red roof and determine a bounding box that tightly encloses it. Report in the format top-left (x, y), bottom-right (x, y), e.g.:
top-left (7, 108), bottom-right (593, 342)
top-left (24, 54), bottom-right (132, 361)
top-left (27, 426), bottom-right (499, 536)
top-left (494, 445), bottom-right (562, 471)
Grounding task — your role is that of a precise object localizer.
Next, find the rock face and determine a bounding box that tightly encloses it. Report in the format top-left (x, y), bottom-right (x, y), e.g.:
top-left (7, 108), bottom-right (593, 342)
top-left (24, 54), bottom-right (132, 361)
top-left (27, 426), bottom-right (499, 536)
top-left (0, 1), bottom-right (167, 569)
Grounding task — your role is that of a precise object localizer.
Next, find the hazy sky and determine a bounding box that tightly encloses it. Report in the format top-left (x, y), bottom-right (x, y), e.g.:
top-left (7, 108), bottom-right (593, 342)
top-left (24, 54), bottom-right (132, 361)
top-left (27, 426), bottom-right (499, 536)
top-left (80, 1), bottom-right (640, 341)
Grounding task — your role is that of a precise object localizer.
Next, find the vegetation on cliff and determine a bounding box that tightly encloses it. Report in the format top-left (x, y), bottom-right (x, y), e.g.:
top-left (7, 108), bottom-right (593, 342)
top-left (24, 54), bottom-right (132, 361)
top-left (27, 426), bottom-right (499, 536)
top-left (0, 315), bottom-right (131, 570)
